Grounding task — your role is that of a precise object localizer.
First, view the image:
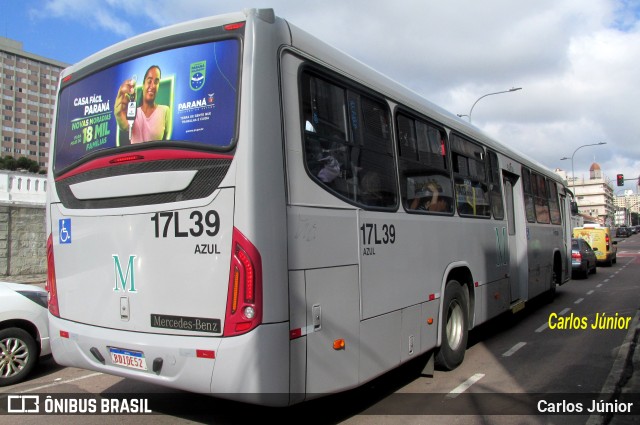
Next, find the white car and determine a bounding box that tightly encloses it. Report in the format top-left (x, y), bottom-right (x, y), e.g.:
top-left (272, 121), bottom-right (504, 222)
top-left (0, 281), bottom-right (51, 386)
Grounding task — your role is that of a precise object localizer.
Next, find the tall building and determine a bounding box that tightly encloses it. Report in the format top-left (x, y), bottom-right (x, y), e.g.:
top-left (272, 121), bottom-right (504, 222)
top-left (614, 190), bottom-right (640, 226)
top-left (1, 37), bottom-right (69, 171)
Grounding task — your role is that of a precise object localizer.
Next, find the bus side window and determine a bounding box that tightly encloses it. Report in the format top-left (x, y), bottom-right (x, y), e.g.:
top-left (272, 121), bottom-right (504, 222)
top-left (522, 168), bottom-right (536, 223)
top-left (533, 172), bottom-right (551, 224)
top-left (397, 113), bottom-right (453, 215)
top-left (301, 73), bottom-right (351, 198)
top-left (450, 134), bottom-right (490, 218)
top-left (487, 150), bottom-right (505, 220)
top-left (548, 181), bottom-right (562, 225)
top-left (300, 71), bottom-right (397, 209)
top-left (354, 97), bottom-right (397, 208)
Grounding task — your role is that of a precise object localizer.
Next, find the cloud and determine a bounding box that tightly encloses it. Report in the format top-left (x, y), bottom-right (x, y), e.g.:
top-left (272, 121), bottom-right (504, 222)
top-left (34, 0), bottom-right (640, 189)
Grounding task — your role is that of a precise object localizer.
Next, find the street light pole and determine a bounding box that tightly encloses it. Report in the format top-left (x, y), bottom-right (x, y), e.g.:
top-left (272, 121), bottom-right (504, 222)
top-left (560, 142), bottom-right (607, 189)
top-left (467, 87), bottom-right (522, 123)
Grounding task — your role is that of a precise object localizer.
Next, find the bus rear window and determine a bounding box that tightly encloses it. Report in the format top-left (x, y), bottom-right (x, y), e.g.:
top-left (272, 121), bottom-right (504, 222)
top-left (54, 38), bottom-right (240, 174)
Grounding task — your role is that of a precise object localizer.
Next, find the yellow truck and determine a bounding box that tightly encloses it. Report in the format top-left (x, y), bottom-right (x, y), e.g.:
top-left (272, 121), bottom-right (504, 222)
top-left (572, 224), bottom-right (618, 266)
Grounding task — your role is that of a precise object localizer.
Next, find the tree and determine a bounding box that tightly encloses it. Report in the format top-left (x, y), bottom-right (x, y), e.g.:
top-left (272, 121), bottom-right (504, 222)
top-left (0, 155), bottom-right (39, 173)
top-left (0, 156), bottom-right (17, 171)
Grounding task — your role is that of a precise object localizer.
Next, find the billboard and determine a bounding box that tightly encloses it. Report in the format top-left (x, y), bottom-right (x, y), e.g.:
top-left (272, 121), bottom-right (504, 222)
top-left (54, 38), bottom-right (240, 172)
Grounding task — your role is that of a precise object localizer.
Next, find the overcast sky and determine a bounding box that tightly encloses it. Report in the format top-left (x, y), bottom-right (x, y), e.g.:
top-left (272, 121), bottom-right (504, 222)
top-left (2, 0), bottom-right (639, 192)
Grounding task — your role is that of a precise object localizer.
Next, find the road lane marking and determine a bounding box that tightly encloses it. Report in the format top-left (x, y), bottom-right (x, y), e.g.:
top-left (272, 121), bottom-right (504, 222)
top-left (587, 290), bottom-right (594, 295)
top-left (535, 323), bottom-right (548, 333)
top-left (18, 372), bottom-right (103, 393)
top-left (502, 342), bottom-right (527, 357)
top-left (575, 298), bottom-right (584, 304)
top-left (537, 308), bottom-right (571, 333)
top-left (596, 284), bottom-right (603, 288)
top-left (446, 373), bottom-right (485, 398)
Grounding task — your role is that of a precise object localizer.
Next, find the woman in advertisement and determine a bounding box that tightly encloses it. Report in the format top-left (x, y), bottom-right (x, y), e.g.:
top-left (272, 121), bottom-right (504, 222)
top-left (115, 65), bottom-right (170, 144)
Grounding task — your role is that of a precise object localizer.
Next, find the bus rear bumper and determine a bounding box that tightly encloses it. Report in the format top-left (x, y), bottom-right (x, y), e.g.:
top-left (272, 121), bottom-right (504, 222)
top-left (49, 316), bottom-right (290, 402)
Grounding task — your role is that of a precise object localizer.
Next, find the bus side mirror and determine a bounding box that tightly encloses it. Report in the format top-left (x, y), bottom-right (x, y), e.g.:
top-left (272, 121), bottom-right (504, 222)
top-left (570, 201), bottom-right (579, 215)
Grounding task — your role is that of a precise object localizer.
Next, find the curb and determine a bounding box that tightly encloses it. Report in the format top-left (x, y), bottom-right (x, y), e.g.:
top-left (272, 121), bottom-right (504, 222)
top-left (587, 309), bottom-right (640, 425)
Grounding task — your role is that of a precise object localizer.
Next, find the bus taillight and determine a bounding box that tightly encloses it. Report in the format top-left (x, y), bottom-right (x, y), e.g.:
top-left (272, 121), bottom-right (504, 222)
top-left (224, 22), bottom-right (245, 31)
top-left (224, 228), bottom-right (262, 336)
top-left (46, 234), bottom-right (60, 317)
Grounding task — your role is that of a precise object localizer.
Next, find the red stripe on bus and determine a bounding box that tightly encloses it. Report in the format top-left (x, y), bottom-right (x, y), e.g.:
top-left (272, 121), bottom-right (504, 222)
top-left (196, 350), bottom-right (216, 359)
top-left (56, 149), bottom-right (233, 181)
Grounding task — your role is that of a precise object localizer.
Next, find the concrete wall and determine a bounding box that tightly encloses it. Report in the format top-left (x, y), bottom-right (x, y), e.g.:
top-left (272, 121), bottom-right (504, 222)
top-left (0, 172), bottom-right (47, 204)
top-left (0, 203), bottom-right (46, 276)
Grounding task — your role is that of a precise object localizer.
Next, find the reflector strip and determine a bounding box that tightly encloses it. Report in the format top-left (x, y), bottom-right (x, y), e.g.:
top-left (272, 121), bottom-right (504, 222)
top-left (428, 293), bottom-right (441, 301)
top-left (60, 330), bottom-right (70, 338)
top-left (196, 350), bottom-right (216, 359)
top-left (289, 326), bottom-right (315, 340)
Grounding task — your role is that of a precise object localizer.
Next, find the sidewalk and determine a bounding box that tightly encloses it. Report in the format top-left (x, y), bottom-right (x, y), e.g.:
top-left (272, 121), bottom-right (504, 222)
top-left (593, 309), bottom-right (640, 425)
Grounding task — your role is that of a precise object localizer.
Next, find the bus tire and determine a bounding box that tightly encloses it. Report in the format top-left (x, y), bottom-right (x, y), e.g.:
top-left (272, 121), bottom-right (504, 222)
top-left (435, 281), bottom-right (468, 371)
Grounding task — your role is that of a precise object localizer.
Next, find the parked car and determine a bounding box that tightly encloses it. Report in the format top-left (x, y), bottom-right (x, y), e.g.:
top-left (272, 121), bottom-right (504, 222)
top-left (571, 238), bottom-right (597, 279)
top-left (0, 281), bottom-right (51, 386)
top-left (616, 226), bottom-right (630, 238)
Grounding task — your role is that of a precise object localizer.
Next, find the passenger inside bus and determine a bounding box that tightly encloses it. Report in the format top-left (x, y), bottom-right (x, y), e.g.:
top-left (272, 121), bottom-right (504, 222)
top-left (406, 176), bottom-right (453, 213)
top-left (410, 181), bottom-right (449, 212)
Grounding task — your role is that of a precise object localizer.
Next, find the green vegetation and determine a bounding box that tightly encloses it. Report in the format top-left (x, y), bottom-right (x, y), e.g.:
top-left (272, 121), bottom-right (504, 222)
top-left (0, 156), bottom-right (41, 173)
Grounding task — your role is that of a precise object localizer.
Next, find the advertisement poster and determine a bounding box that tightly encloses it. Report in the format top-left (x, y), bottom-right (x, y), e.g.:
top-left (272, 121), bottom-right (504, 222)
top-left (54, 39), bottom-right (240, 172)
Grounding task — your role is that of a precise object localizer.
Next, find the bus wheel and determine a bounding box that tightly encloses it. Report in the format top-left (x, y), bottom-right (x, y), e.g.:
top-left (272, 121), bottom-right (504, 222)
top-left (435, 281), bottom-right (468, 371)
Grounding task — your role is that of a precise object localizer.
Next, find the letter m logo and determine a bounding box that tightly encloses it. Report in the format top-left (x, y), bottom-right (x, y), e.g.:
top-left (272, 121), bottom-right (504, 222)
top-left (113, 254), bottom-right (137, 293)
top-left (495, 227), bottom-right (508, 267)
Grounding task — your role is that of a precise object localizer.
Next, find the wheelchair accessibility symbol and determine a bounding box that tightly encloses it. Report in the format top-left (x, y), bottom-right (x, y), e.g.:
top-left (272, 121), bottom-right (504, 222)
top-left (59, 219), bottom-right (72, 244)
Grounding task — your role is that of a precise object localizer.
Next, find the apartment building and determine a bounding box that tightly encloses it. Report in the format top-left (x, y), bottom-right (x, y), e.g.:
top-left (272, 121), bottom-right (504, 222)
top-left (556, 162), bottom-right (616, 226)
top-left (1, 37), bottom-right (68, 171)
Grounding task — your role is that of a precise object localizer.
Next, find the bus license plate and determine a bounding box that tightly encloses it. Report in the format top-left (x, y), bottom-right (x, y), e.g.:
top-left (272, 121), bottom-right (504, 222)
top-left (109, 347), bottom-right (148, 371)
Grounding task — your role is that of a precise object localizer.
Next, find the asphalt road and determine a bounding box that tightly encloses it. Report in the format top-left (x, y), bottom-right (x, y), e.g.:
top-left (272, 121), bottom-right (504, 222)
top-left (2, 234), bottom-right (639, 425)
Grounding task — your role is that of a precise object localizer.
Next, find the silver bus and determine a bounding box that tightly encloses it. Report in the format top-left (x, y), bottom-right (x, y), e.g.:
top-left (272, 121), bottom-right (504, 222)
top-left (46, 8), bottom-right (572, 406)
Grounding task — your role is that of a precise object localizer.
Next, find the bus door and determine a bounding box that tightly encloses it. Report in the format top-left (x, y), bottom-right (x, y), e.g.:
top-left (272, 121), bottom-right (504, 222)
top-left (503, 172), bottom-right (526, 303)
